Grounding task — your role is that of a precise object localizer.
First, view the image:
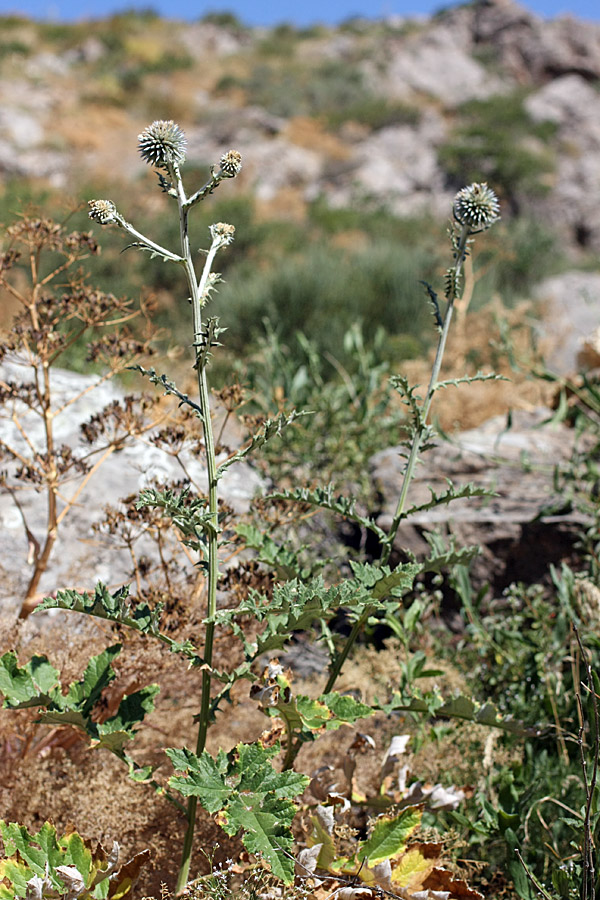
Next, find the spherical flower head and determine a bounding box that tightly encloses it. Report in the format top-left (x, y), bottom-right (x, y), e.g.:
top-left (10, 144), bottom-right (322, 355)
top-left (218, 150), bottom-right (242, 178)
top-left (210, 222), bottom-right (236, 248)
top-left (453, 182), bottom-right (500, 232)
top-left (138, 120), bottom-right (187, 169)
top-left (88, 199), bottom-right (118, 225)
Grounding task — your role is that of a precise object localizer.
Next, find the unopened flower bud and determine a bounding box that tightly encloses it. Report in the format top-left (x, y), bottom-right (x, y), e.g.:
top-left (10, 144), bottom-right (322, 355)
top-left (218, 150), bottom-right (242, 178)
top-left (88, 199), bottom-right (119, 225)
top-left (138, 120), bottom-right (187, 169)
top-left (453, 182), bottom-right (500, 232)
top-left (210, 222), bottom-right (236, 248)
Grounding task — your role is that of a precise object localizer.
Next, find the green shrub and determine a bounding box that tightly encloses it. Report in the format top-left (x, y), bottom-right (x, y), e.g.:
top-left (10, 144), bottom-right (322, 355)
top-left (440, 91), bottom-right (558, 213)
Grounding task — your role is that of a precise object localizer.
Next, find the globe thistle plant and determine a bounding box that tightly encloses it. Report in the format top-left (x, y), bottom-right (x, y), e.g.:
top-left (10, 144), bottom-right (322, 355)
top-left (453, 182), bottom-right (500, 233)
top-left (138, 119), bottom-right (187, 170)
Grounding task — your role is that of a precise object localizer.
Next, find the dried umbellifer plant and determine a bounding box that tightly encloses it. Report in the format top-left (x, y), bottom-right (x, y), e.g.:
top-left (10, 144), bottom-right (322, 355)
top-left (0, 214), bottom-right (159, 617)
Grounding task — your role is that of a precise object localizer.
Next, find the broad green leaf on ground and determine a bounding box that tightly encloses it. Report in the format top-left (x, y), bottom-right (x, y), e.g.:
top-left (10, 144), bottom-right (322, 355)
top-left (358, 807), bottom-right (422, 865)
top-left (224, 794), bottom-right (296, 882)
top-left (168, 741), bottom-right (308, 882)
top-left (0, 821), bottom-right (149, 899)
top-left (0, 645), bottom-right (159, 754)
top-left (0, 653), bottom-right (59, 707)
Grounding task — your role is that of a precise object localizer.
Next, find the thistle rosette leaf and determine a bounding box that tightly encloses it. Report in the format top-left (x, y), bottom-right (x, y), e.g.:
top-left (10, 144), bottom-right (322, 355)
top-left (138, 119), bottom-right (187, 170)
top-left (167, 741), bottom-right (308, 883)
top-left (453, 182), bottom-right (500, 233)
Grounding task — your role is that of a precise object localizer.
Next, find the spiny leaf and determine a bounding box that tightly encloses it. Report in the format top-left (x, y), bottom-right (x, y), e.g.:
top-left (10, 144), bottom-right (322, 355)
top-left (380, 690), bottom-right (541, 736)
top-left (399, 479), bottom-right (495, 521)
top-left (349, 561), bottom-right (421, 600)
top-left (268, 484), bottom-right (387, 543)
top-left (129, 366), bottom-right (204, 420)
top-left (214, 577), bottom-right (373, 659)
top-left (137, 486), bottom-right (217, 546)
top-left (217, 410), bottom-right (304, 477)
top-left (434, 371), bottom-right (509, 391)
top-left (235, 522), bottom-right (314, 580)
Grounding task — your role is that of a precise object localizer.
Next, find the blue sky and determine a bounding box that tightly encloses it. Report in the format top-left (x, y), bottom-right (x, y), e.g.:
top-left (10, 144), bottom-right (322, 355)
top-left (2, 0), bottom-right (599, 26)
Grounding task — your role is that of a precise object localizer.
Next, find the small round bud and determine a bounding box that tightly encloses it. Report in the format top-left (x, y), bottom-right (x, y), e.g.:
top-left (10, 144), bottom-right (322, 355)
top-left (88, 199), bottom-right (118, 225)
top-left (138, 120), bottom-right (187, 169)
top-left (218, 150), bottom-right (242, 178)
top-left (453, 182), bottom-right (500, 232)
top-left (210, 222), bottom-right (236, 248)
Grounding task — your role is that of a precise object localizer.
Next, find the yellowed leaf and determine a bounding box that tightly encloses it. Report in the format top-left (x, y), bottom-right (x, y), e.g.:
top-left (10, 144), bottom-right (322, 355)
top-left (391, 847), bottom-right (435, 890)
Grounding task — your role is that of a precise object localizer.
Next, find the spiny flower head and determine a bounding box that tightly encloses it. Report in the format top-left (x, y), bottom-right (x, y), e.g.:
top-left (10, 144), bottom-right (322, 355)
top-left (138, 120), bottom-right (187, 169)
top-left (453, 182), bottom-right (500, 232)
top-left (218, 150), bottom-right (242, 178)
top-left (88, 199), bottom-right (119, 225)
top-left (210, 222), bottom-right (236, 248)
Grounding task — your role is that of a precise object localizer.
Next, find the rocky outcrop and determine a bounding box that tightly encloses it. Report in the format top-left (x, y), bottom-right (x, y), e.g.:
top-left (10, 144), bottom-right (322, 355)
top-left (1, 1), bottom-right (600, 245)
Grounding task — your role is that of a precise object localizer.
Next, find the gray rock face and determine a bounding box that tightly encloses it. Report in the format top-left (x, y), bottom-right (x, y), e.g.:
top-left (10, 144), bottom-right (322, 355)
top-left (378, 25), bottom-right (504, 106)
top-left (0, 361), bottom-right (263, 617)
top-left (371, 408), bottom-right (584, 591)
top-left (1, 0), bottom-right (600, 248)
top-left (525, 76), bottom-right (600, 251)
top-left (533, 271), bottom-right (600, 373)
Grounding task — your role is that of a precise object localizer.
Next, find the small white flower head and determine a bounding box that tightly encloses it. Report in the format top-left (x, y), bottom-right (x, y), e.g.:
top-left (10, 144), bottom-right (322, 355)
top-left (210, 222), bottom-right (236, 248)
top-left (453, 182), bottom-right (500, 232)
top-left (138, 120), bottom-right (187, 169)
top-left (88, 199), bottom-right (118, 225)
top-left (218, 149), bottom-right (242, 178)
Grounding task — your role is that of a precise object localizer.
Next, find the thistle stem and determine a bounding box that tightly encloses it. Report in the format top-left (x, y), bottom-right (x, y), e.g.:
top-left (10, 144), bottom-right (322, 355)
top-left (172, 169), bottom-right (221, 893)
top-left (380, 224), bottom-right (470, 565)
top-left (313, 224), bottom-right (471, 710)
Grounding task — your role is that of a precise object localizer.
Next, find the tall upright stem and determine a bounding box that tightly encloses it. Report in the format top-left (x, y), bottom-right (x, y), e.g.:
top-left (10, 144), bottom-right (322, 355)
top-left (172, 169), bottom-right (221, 893)
top-left (380, 224), bottom-right (470, 566)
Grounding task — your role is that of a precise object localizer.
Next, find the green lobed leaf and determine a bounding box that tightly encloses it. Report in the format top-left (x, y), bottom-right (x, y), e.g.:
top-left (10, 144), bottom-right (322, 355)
top-left (358, 806), bottom-right (423, 865)
top-left (225, 794), bottom-right (296, 883)
top-left (137, 486), bottom-right (217, 544)
top-left (0, 653), bottom-right (59, 707)
top-left (321, 692), bottom-right (374, 726)
top-left (64, 645), bottom-right (121, 715)
top-left (167, 742), bottom-right (307, 884)
top-left (349, 561), bottom-right (421, 600)
top-left (167, 746), bottom-right (230, 812)
top-left (35, 584), bottom-right (165, 638)
top-left (214, 576), bottom-right (373, 659)
top-left (381, 690), bottom-right (539, 736)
